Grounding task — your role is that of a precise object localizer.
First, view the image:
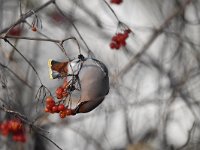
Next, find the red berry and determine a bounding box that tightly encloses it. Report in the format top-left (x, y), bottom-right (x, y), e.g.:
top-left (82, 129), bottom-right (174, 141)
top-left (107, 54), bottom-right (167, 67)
top-left (19, 135), bottom-right (26, 142)
top-left (56, 87), bottom-right (65, 99)
top-left (65, 109), bottom-right (73, 116)
top-left (110, 42), bottom-right (116, 49)
top-left (9, 120), bottom-right (22, 133)
top-left (52, 105), bottom-right (58, 113)
top-left (110, 29), bottom-right (130, 50)
top-left (12, 133), bottom-right (26, 143)
top-left (59, 111), bottom-right (67, 118)
top-left (116, 33), bottom-right (123, 40)
top-left (0, 122), bottom-right (9, 136)
top-left (46, 96), bottom-right (54, 104)
top-left (56, 87), bottom-right (64, 95)
top-left (121, 40), bottom-right (126, 46)
top-left (46, 99), bottom-right (55, 107)
top-left (62, 91), bottom-right (68, 97)
top-left (57, 94), bottom-right (63, 99)
top-left (44, 107), bottom-right (50, 112)
top-left (112, 35), bottom-right (118, 41)
top-left (46, 102), bottom-right (55, 110)
top-left (58, 104), bottom-right (65, 111)
top-left (115, 44), bottom-right (120, 49)
top-left (32, 26), bottom-right (37, 32)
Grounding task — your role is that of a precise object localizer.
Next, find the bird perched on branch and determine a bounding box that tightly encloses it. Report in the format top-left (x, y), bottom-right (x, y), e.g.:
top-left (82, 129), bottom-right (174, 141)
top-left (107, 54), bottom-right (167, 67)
top-left (48, 54), bottom-right (109, 115)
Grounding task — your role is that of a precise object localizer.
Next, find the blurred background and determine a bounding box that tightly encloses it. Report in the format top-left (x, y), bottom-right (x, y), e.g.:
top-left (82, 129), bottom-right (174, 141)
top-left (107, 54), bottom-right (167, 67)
top-left (0, 0), bottom-right (200, 150)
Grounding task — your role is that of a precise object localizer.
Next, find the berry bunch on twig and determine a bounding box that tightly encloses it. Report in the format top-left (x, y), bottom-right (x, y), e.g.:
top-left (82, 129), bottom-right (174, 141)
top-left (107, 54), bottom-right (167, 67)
top-left (44, 79), bottom-right (76, 118)
top-left (110, 29), bottom-right (131, 50)
top-left (0, 119), bottom-right (26, 143)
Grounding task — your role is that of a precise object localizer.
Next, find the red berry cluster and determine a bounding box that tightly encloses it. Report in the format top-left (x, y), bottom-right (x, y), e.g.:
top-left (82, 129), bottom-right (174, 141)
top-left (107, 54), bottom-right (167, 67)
top-left (0, 119), bottom-right (26, 143)
top-left (45, 79), bottom-right (75, 117)
top-left (110, 29), bottom-right (131, 50)
top-left (45, 96), bottom-right (74, 118)
top-left (110, 0), bottom-right (123, 4)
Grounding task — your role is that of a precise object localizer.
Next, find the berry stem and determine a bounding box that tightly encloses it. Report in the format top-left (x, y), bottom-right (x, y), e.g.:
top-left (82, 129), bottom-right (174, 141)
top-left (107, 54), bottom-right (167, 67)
top-left (103, 0), bottom-right (120, 22)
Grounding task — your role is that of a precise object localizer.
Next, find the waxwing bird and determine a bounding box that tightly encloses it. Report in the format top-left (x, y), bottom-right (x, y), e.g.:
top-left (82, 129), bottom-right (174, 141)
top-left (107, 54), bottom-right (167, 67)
top-left (48, 55), bottom-right (109, 115)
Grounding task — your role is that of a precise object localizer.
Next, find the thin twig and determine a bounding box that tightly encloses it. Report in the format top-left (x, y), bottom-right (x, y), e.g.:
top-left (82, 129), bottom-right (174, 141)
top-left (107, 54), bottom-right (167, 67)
top-left (19, 0), bottom-right (23, 17)
top-left (103, 0), bottom-right (120, 22)
top-left (4, 38), bottom-right (43, 84)
top-left (1, 35), bottom-right (60, 43)
top-left (60, 37), bottom-right (81, 54)
top-left (0, 0), bottom-right (55, 35)
top-left (0, 62), bottom-right (32, 89)
top-left (36, 132), bottom-right (63, 150)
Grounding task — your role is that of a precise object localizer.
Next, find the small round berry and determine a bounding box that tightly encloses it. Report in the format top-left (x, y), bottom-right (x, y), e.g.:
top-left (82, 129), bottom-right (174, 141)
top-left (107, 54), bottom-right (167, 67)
top-left (46, 96), bottom-right (54, 104)
top-left (121, 40), bottom-right (126, 46)
top-left (115, 44), bottom-right (120, 49)
top-left (44, 107), bottom-right (50, 112)
top-left (112, 35), bottom-right (118, 41)
top-left (48, 100), bottom-right (55, 106)
top-left (1, 123), bottom-right (9, 136)
top-left (58, 104), bottom-right (65, 111)
top-left (65, 109), bottom-right (73, 116)
top-left (52, 105), bottom-right (58, 113)
top-left (32, 26), bottom-right (37, 32)
top-left (62, 91), bottom-right (68, 97)
top-left (46, 103), bottom-right (55, 110)
top-left (110, 42), bottom-right (116, 49)
top-left (9, 120), bottom-right (22, 133)
top-left (59, 111), bottom-right (67, 118)
top-left (57, 94), bottom-right (63, 99)
top-left (19, 135), bottom-right (26, 143)
top-left (56, 87), bottom-right (64, 94)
